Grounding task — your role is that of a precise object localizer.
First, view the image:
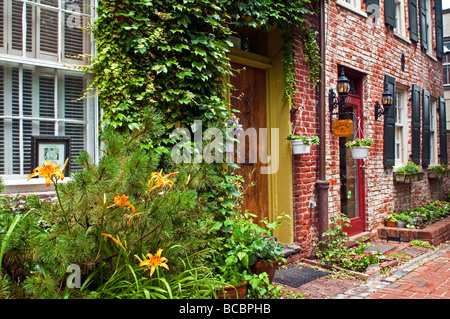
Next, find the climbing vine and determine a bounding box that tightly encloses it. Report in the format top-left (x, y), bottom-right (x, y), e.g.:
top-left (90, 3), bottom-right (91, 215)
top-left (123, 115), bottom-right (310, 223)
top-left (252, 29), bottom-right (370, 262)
top-left (88, 0), bottom-right (321, 130)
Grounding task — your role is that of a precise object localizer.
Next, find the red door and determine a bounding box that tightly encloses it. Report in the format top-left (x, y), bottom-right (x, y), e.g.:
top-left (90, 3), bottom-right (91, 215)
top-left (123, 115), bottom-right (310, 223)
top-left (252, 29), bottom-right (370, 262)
top-left (341, 94), bottom-right (366, 236)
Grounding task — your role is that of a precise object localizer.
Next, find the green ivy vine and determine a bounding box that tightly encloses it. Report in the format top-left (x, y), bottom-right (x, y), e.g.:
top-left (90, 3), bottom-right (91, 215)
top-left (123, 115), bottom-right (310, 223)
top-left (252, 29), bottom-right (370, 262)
top-left (88, 0), bottom-right (321, 130)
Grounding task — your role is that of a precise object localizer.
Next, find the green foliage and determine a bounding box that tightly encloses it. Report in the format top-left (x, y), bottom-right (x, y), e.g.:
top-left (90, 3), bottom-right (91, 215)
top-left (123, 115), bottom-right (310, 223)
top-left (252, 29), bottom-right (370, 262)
top-left (409, 240), bottom-right (435, 250)
top-left (345, 138), bottom-right (373, 148)
top-left (317, 214), bottom-right (383, 272)
top-left (285, 134), bottom-right (320, 145)
top-left (396, 161), bottom-right (422, 174)
top-left (89, 0), bottom-right (320, 130)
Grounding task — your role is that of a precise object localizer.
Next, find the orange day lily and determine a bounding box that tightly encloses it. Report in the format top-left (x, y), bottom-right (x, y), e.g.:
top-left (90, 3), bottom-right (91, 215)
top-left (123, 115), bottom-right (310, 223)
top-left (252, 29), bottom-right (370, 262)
top-left (147, 170), bottom-right (179, 196)
top-left (111, 194), bottom-right (136, 214)
top-left (101, 233), bottom-right (127, 251)
top-left (27, 158), bottom-right (69, 187)
top-left (135, 248), bottom-right (169, 277)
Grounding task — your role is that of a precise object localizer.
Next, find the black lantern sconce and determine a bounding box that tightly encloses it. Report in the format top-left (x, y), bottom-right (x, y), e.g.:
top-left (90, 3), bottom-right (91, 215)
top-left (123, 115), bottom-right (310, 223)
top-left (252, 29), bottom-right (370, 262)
top-left (374, 84), bottom-right (394, 120)
top-left (329, 69), bottom-right (351, 113)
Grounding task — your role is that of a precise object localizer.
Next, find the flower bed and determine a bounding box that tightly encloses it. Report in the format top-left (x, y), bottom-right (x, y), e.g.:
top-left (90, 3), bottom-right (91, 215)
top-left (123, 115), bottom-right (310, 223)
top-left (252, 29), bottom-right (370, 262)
top-left (378, 215), bottom-right (450, 245)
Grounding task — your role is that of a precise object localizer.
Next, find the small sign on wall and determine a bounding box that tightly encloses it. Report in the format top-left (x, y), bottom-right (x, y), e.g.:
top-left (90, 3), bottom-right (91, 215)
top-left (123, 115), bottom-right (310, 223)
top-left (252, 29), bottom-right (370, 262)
top-left (31, 136), bottom-right (71, 176)
top-left (332, 119), bottom-right (353, 137)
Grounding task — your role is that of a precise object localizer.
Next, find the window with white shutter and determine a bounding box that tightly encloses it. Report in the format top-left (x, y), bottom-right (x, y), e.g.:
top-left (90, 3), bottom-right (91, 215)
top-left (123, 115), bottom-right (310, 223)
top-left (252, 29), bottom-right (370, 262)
top-left (39, 0), bottom-right (58, 56)
top-left (5, 0), bottom-right (92, 63)
top-left (0, 1), bottom-right (96, 185)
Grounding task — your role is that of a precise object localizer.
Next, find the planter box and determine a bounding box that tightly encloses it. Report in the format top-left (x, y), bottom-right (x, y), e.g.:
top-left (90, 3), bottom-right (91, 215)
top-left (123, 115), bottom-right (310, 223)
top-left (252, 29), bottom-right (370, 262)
top-left (378, 216), bottom-right (450, 246)
top-left (393, 172), bottom-right (423, 183)
top-left (301, 258), bottom-right (398, 281)
top-left (393, 173), bottom-right (411, 183)
top-left (428, 170), bottom-right (443, 179)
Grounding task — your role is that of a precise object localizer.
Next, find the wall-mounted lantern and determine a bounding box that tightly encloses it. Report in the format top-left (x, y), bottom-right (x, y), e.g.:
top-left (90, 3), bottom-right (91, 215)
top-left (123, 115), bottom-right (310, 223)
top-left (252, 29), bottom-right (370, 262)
top-left (329, 69), bottom-right (351, 113)
top-left (374, 84), bottom-right (393, 120)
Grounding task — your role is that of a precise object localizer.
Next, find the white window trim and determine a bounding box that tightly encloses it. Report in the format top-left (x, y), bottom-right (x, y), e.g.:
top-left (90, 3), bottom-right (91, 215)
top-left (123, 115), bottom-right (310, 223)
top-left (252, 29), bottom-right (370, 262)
top-left (336, 0), bottom-right (368, 18)
top-left (394, 0), bottom-right (406, 38)
top-left (425, 0), bottom-right (433, 57)
top-left (394, 88), bottom-right (409, 169)
top-left (430, 99), bottom-right (438, 166)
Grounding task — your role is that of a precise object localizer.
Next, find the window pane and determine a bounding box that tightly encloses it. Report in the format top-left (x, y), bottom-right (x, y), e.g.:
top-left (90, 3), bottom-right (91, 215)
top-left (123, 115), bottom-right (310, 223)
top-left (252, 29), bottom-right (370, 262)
top-left (39, 75), bottom-right (55, 135)
top-left (40, 0), bottom-right (58, 54)
top-left (64, 12), bottom-right (84, 58)
top-left (64, 75), bottom-right (85, 170)
top-left (444, 65), bottom-right (449, 84)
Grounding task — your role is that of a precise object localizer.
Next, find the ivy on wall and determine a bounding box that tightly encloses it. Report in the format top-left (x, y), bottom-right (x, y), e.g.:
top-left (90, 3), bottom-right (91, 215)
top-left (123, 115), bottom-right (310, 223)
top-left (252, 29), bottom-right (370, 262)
top-left (89, 0), bottom-right (320, 130)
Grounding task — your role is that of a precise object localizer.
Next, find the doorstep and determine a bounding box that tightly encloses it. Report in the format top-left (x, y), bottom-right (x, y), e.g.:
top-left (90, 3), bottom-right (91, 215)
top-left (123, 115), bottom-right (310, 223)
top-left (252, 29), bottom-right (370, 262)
top-left (346, 231), bottom-right (372, 247)
top-left (377, 216), bottom-right (450, 246)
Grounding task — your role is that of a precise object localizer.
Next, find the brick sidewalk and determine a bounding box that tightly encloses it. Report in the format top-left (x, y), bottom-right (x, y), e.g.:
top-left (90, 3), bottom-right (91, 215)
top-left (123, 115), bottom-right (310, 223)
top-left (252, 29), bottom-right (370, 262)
top-left (334, 242), bottom-right (450, 299)
top-left (367, 250), bottom-right (450, 299)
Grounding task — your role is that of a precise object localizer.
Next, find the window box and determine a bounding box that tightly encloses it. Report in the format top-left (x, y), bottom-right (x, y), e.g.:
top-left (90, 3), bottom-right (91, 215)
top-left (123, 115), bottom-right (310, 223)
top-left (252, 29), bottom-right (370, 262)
top-left (428, 171), bottom-right (443, 179)
top-left (393, 172), bottom-right (424, 183)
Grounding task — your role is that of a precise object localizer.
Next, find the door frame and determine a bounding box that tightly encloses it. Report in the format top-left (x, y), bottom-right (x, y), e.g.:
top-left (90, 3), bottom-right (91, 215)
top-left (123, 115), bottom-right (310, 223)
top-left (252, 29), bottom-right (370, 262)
top-left (226, 30), bottom-right (294, 244)
top-left (340, 68), bottom-right (366, 236)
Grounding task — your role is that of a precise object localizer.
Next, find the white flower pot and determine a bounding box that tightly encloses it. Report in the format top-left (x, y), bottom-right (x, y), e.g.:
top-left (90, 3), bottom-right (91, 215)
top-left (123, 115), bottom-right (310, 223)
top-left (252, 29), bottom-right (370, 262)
top-left (291, 140), bottom-right (311, 155)
top-left (351, 146), bottom-right (369, 159)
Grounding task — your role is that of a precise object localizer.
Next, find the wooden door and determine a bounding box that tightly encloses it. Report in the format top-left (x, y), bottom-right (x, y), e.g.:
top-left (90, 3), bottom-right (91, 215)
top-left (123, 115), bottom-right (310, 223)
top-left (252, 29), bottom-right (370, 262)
top-left (230, 62), bottom-right (269, 222)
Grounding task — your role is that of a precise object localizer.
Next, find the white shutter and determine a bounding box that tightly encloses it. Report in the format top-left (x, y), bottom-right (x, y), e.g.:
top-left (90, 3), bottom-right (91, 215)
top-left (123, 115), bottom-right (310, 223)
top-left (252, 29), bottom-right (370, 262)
top-left (0, 0), bottom-right (4, 48)
top-left (64, 7), bottom-right (84, 59)
top-left (12, 68), bottom-right (20, 173)
top-left (0, 66), bottom-right (3, 174)
top-left (39, 75), bottom-right (55, 135)
top-left (23, 70), bottom-right (32, 173)
top-left (64, 75), bottom-right (85, 170)
top-left (39, 0), bottom-right (58, 54)
top-left (11, 0), bottom-right (32, 52)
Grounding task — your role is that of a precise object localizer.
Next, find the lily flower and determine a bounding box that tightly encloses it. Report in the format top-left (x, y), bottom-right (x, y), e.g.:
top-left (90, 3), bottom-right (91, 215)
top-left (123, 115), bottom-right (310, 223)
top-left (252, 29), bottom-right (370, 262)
top-left (147, 170), bottom-right (179, 196)
top-left (27, 158), bottom-right (69, 187)
top-left (111, 194), bottom-right (136, 214)
top-left (135, 248), bottom-right (169, 277)
top-left (101, 233), bottom-right (127, 251)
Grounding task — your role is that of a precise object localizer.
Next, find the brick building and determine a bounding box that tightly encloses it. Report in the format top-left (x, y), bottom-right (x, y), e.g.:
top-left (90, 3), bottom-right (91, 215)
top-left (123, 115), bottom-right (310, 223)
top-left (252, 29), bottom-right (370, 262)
top-left (291, 0), bottom-right (448, 256)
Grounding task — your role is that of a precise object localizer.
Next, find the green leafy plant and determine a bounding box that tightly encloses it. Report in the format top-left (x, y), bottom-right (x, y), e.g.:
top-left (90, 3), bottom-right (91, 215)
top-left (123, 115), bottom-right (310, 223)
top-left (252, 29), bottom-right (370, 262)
top-left (345, 138), bottom-right (373, 148)
top-left (285, 134), bottom-right (320, 146)
top-left (409, 240), bottom-right (435, 251)
top-left (317, 214), bottom-right (383, 272)
top-left (429, 164), bottom-right (448, 172)
top-left (396, 161), bottom-right (422, 174)
top-left (384, 212), bottom-right (398, 222)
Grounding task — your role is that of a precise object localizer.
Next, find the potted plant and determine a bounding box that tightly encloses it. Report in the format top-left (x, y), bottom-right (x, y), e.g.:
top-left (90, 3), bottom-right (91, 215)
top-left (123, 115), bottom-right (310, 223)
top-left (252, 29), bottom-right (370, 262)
top-left (428, 164), bottom-right (446, 179)
top-left (394, 212), bottom-right (409, 228)
top-left (384, 212), bottom-right (398, 227)
top-left (249, 236), bottom-right (286, 283)
top-left (394, 161), bottom-right (422, 183)
top-left (286, 134), bottom-right (319, 155)
top-left (345, 138), bottom-right (373, 159)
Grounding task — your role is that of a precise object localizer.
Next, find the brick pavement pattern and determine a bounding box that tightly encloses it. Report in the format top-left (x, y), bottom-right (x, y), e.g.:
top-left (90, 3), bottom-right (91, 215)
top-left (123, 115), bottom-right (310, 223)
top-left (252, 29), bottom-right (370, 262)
top-left (368, 250), bottom-right (450, 299)
top-left (334, 243), bottom-right (450, 299)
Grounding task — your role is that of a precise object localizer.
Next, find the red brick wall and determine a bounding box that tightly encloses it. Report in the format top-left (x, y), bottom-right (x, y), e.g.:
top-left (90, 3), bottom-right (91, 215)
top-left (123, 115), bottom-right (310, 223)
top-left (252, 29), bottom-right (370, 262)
top-left (291, 0), bottom-right (447, 255)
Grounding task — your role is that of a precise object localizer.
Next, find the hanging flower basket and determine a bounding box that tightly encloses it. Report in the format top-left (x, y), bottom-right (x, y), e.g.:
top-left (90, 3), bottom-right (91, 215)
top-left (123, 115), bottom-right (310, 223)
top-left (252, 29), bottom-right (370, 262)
top-left (290, 140), bottom-right (311, 155)
top-left (350, 146), bottom-right (369, 159)
top-left (345, 138), bottom-right (372, 160)
top-left (285, 134), bottom-right (319, 155)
